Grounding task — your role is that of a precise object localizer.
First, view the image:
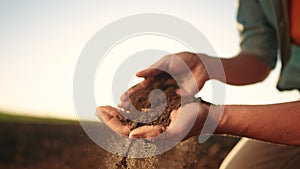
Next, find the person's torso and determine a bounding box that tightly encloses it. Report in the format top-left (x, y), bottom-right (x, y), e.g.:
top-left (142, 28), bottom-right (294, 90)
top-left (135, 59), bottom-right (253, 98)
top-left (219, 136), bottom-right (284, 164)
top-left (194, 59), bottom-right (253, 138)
top-left (258, 0), bottom-right (300, 91)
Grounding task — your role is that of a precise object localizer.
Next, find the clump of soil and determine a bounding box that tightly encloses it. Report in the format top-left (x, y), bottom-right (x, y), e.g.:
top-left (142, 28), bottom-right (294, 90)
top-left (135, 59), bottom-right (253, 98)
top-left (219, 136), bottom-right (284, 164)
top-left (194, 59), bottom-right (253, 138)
top-left (118, 72), bottom-right (204, 130)
top-left (105, 71), bottom-right (207, 169)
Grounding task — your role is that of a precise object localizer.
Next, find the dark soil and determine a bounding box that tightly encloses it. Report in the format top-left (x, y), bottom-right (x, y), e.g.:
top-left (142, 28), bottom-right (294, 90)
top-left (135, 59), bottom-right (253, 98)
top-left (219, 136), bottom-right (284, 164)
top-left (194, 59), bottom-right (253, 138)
top-left (105, 72), bottom-right (237, 169)
top-left (118, 72), bottom-right (203, 130)
top-left (0, 119), bottom-right (238, 169)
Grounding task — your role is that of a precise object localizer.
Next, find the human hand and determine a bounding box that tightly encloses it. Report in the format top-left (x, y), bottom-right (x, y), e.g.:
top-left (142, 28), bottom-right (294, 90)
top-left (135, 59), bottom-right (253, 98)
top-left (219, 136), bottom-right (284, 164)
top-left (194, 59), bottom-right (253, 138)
top-left (118, 52), bottom-right (210, 109)
top-left (128, 102), bottom-right (210, 142)
top-left (96, 106), bottom-right (131, 137)
top-left (96, 102), bottom-right (211, 142)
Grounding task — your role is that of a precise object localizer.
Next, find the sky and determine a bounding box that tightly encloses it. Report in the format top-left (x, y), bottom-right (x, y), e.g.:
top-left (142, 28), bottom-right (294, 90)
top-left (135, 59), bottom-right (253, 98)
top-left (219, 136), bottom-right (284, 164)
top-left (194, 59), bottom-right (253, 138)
top-left (0, 0), bottom-right (299, 120)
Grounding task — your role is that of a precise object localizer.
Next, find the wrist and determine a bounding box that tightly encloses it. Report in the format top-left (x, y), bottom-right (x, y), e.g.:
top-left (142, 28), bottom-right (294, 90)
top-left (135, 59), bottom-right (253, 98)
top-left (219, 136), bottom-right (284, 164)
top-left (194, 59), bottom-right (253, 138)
top-left (210, 104), bottom-right (227, 135)
top-left (196, 53), bottom-right (210, 81)
top-left (214, 105), bottom-right (249, 136)
top-left (198, 100), bottom-right (225, 135)
top-left (200, 54), bottom-right (226, 83)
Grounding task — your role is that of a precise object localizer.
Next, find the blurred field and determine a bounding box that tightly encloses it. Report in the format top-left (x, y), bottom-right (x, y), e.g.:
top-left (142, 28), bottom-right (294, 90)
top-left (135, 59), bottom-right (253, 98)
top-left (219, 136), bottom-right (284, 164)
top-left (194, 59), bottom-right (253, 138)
top-left (0, 112), bottom-right (238, 169)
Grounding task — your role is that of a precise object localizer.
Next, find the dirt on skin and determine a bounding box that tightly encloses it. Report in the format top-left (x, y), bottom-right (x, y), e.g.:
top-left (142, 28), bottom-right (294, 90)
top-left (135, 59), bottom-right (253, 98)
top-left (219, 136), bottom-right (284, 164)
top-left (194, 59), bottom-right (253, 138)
top-left (105, 72), bottom-right (222, 169)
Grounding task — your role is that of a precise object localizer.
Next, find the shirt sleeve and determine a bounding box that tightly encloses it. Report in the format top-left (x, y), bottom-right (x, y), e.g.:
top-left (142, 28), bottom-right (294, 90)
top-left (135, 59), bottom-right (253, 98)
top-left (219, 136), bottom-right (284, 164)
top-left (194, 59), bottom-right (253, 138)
top-left (237, 0), bottom-right (278, 69)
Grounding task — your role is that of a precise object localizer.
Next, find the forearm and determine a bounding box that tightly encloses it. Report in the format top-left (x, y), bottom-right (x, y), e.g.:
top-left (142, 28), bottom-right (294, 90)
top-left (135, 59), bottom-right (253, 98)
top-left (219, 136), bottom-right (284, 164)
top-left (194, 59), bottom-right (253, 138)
top-left (215, 101), bottom-right (300, 145)
top-left (203, 53), bottom-right (271, 85)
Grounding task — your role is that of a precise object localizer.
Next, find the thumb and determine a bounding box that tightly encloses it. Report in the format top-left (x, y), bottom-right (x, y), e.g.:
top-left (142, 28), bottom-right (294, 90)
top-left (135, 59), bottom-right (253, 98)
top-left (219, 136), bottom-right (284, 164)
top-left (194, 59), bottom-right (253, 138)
top-left (129, 125), bottom-right (163, 139)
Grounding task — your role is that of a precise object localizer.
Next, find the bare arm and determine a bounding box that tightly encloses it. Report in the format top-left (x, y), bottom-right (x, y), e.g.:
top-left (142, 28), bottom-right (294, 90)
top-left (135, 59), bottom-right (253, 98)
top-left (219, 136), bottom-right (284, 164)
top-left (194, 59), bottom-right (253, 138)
top-left (207, 53), bottom-right (300, 145)
top-left (215, 101), bottom-right (300, 146)
top-left (201, 53), bottom-right (300, 145)
top-left (205, 52), bottom-right (272, 85)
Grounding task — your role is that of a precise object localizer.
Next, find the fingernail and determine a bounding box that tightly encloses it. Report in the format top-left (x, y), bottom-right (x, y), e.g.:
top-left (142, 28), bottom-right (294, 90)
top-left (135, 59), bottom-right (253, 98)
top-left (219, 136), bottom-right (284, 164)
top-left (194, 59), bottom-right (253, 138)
top-left (129, 135), bottom-right (138, 140)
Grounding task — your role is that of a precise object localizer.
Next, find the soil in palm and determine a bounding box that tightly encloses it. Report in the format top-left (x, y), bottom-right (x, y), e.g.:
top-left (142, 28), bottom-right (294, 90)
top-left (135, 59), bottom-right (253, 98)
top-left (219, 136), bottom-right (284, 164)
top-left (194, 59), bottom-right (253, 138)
top-left (105, 72), bottom-right (207, 169)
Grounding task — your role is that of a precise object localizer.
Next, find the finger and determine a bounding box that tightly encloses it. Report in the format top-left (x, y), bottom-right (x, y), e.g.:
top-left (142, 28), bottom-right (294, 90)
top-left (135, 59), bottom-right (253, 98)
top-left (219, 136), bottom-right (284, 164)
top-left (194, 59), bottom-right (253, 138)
top-left (129, 126), bottom-right (178, 142)
top-left (127, 110), bottom-right (186, 142)
top-left (129, 125), bottom-right (164, 139)
top-left (120, 92), bottom-right (129, 102)
top-left (168, 109), bottom-right (179, 128)
top-left (117, 102), bottom-right (127, 109)
top-left (136, 68), bottom-right (162, 78)
top-left (96, 106), bottom-right (120, 118)
top-left (164, 78), bottom-right (178, 86)
top-left (118, 101), bottom-right (132, 110)
top-left (96, 106), bottom-right (130, 136)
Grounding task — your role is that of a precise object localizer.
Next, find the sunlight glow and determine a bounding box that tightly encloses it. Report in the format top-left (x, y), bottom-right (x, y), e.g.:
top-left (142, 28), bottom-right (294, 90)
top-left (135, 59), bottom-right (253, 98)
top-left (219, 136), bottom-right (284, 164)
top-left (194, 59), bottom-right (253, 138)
top-left (0, 0), bottom-right (298, 120)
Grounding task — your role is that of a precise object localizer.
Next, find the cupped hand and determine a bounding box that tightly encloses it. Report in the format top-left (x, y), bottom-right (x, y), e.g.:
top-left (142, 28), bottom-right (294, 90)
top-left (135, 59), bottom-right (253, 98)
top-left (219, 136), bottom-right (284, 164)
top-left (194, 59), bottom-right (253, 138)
top-left (129, 102), bottom-right (210, 142)
top-left (96, 102), bottom-right (210, 142)
top-left (118, 52), bottom-right (210, 109)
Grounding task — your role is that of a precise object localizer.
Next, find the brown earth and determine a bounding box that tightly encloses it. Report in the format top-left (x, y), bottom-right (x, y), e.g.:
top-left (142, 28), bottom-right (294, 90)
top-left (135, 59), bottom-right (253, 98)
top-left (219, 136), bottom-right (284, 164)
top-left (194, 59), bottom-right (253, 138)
top-left (0, 120), bottom-right (238, 169)
top-left (118, 72), bottom-right (204, 129)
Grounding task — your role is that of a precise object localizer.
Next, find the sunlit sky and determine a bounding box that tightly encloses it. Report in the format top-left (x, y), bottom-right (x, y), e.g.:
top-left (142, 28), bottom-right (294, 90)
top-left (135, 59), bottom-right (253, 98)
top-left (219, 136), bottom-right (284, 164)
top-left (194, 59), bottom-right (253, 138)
top-left (0, 0), bottom-right (299, 120)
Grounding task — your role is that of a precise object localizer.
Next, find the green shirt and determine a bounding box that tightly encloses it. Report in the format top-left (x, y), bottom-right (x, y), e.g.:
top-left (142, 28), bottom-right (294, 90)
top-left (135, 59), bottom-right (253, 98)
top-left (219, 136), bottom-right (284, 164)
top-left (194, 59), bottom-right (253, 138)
top-left (238, 0), bottom-right (300, 91)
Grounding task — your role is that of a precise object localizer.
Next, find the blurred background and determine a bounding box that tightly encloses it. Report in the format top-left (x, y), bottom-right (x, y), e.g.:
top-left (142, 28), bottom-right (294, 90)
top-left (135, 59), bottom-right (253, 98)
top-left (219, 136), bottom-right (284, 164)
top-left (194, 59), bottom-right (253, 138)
top-left (1, 0), bottom-right (298, 120)
top-left (0, 0), bottom-right (299, 168)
